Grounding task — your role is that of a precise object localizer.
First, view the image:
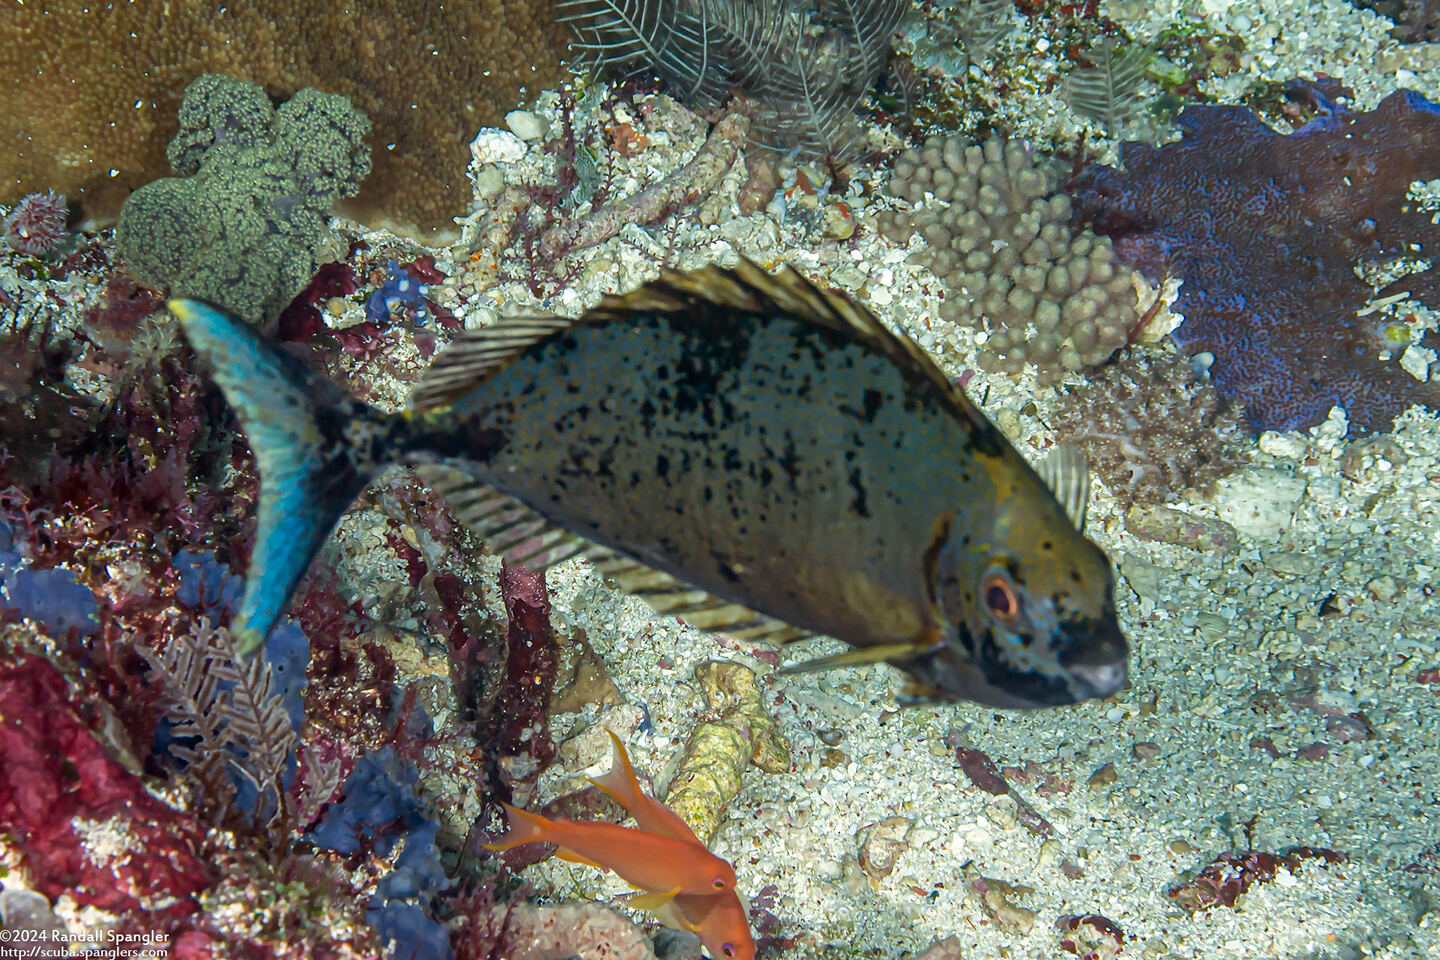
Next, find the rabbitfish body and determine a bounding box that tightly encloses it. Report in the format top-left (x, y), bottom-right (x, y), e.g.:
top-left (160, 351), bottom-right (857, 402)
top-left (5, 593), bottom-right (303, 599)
top-left (172, 259), bottom-right (1127, 707)
top-left (405, 260), bottom-right (1127, 707)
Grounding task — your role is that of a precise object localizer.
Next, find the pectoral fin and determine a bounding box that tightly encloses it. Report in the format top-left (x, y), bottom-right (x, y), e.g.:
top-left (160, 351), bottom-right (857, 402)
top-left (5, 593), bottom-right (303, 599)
top-left (554, 849), bottom-right (606, 869)
top-left (627, 888), bottom-right (682, 911)
top-left (777, 640), bottom-right (936, 676)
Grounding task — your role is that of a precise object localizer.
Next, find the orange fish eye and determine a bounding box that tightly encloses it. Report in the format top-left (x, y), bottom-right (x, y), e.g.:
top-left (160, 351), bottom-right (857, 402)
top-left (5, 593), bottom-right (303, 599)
top-left (712, 877), bottom-right (727, 889)
top-left (981, 567), bottom-right (1021, 627)
top-left (723, 946), bottom-right (735, 958)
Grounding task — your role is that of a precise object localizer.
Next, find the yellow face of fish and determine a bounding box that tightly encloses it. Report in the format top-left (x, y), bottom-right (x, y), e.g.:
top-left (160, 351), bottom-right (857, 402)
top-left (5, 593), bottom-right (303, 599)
top-left (913, 466), bottom-right (1128, 708)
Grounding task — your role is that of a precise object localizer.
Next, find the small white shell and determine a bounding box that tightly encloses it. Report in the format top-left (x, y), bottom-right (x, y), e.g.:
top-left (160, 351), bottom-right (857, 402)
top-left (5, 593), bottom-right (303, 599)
top-left (469, 127), bottom-right (527, 165)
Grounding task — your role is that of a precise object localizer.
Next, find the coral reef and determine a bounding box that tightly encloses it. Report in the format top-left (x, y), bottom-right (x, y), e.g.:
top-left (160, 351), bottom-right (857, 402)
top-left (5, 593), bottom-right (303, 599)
top-left (0, 642), bottom-right (214, 926)
top-left (469, 93), bottom-right (757, 296)
top-left (538, 112), bottom-right (751, 259)
top-left (1050, 347), bottom-right (1248, 507)
top-left (1073, 88), bottom-right (1440, 433)
top-left (881, 135), bottom-right (1140, 380)
top-left (2, 191), bottom-right (69, 256)
top-left (562, 0), bottom-right (905, 158)
top-left (115, 75), bottom-right (371, 324)
top-left (0, 1), bottom-right (572, 238)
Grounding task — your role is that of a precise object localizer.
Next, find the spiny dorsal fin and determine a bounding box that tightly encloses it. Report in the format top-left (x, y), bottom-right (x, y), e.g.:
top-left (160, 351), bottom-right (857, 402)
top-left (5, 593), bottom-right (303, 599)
top-left (409, 316), bottom-right (575, 410)
top-left (415, 465), bottom-right (814, 644)
top-left (1037, 443), bottom-right (1090, 532)
top-left (601, 259), bottom-right (991, 432)
top-left (410, 259), bottom-right (990, 434)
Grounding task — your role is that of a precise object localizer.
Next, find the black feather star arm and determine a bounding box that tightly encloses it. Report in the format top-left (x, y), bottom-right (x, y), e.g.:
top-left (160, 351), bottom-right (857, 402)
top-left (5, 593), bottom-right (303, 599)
top-left (211, 641), bottom-right (300, 818)
top-left (1061, 38), bottom-right (1154, 136)
top-left (146, 621), bottom-right (299, 824)
top-left (558, 0), bottom-right (906, 158)
top-left (145, 622), bottom-right (238, 816)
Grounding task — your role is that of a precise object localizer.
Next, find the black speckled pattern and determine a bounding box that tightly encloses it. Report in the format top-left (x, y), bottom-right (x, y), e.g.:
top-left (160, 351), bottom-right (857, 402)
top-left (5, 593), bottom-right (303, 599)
top-left (445, 301), bottom-right (993, 647)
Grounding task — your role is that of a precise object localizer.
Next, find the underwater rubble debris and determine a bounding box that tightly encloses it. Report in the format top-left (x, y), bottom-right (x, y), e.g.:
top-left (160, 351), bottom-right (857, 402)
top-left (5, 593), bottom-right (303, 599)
top-left (537, 112), bottom-right (751, 260)
top-left (1073, 85), bottom-right (1440, 433)
top-left (963, 862), bottom-right (1037, 935)
top-left (1167, 846), bottom-right (1347, 912)
top-left (1055, 913), bottom-right (1126, 959)
top-left (472, 103), bottom-right (751, 294)
top-left (951, 739), bottom-right (1056, 838)
top-left (666, 661), bottom-right (790, 843)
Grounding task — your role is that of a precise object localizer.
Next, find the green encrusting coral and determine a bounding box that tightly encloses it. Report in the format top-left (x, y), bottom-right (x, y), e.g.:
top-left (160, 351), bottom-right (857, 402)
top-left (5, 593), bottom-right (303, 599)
top-left (115, 75), bottom-right (371, 324)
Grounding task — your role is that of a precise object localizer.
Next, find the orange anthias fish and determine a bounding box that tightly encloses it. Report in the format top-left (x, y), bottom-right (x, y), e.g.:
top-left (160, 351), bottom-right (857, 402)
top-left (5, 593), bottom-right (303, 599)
top-left (590, 732), bottom-right (755, 960)
top-left (486, 731), bottom-right (755, 960)
top-left (483, 801), bottom-right (737, 898)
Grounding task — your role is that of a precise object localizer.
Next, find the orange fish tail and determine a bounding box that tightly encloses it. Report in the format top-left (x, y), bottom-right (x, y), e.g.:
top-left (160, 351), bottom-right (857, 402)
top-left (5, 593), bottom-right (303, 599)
top-left (481, 802), bottom-right (554, 852)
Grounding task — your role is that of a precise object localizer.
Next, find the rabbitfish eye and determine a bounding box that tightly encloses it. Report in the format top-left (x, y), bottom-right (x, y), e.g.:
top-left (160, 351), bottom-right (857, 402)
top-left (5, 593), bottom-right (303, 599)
top-left (981, 567), bottom-right (1020, 626)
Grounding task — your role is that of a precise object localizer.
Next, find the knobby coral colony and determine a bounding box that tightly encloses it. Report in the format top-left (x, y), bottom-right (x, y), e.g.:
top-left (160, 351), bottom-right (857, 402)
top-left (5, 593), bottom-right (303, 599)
top-left (881, 135), bottom-right (1138, 381)
top-left (1075, 86), bottom-right (1440, 434)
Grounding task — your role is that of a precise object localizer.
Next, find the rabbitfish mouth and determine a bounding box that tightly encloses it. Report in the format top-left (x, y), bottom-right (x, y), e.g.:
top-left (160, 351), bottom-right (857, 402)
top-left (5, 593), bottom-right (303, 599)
top-left (901, 621), bottom-right (1128, 709)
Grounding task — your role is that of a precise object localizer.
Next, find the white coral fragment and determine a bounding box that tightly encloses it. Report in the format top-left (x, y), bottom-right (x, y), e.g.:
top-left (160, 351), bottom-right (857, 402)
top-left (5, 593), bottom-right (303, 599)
top-left (469, 127), bottom-right (527, 165)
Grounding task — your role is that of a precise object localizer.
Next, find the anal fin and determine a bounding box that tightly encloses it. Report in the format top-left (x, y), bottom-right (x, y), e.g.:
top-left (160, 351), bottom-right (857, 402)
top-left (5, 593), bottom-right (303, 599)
top-left (414, 465), bottom-right (819, 644)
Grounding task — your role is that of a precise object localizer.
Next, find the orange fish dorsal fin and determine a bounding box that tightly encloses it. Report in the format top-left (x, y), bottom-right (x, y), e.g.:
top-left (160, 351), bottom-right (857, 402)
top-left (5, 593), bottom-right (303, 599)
top-left (587, 729), bottom-right (642, 809)
top-left (589, 731), bottom-right (706, 848)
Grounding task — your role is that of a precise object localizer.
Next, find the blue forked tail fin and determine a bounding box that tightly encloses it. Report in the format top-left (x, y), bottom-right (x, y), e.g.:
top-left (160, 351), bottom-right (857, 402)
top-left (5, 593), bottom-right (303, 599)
top-left (170, 299), bottom-right (402, 655)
